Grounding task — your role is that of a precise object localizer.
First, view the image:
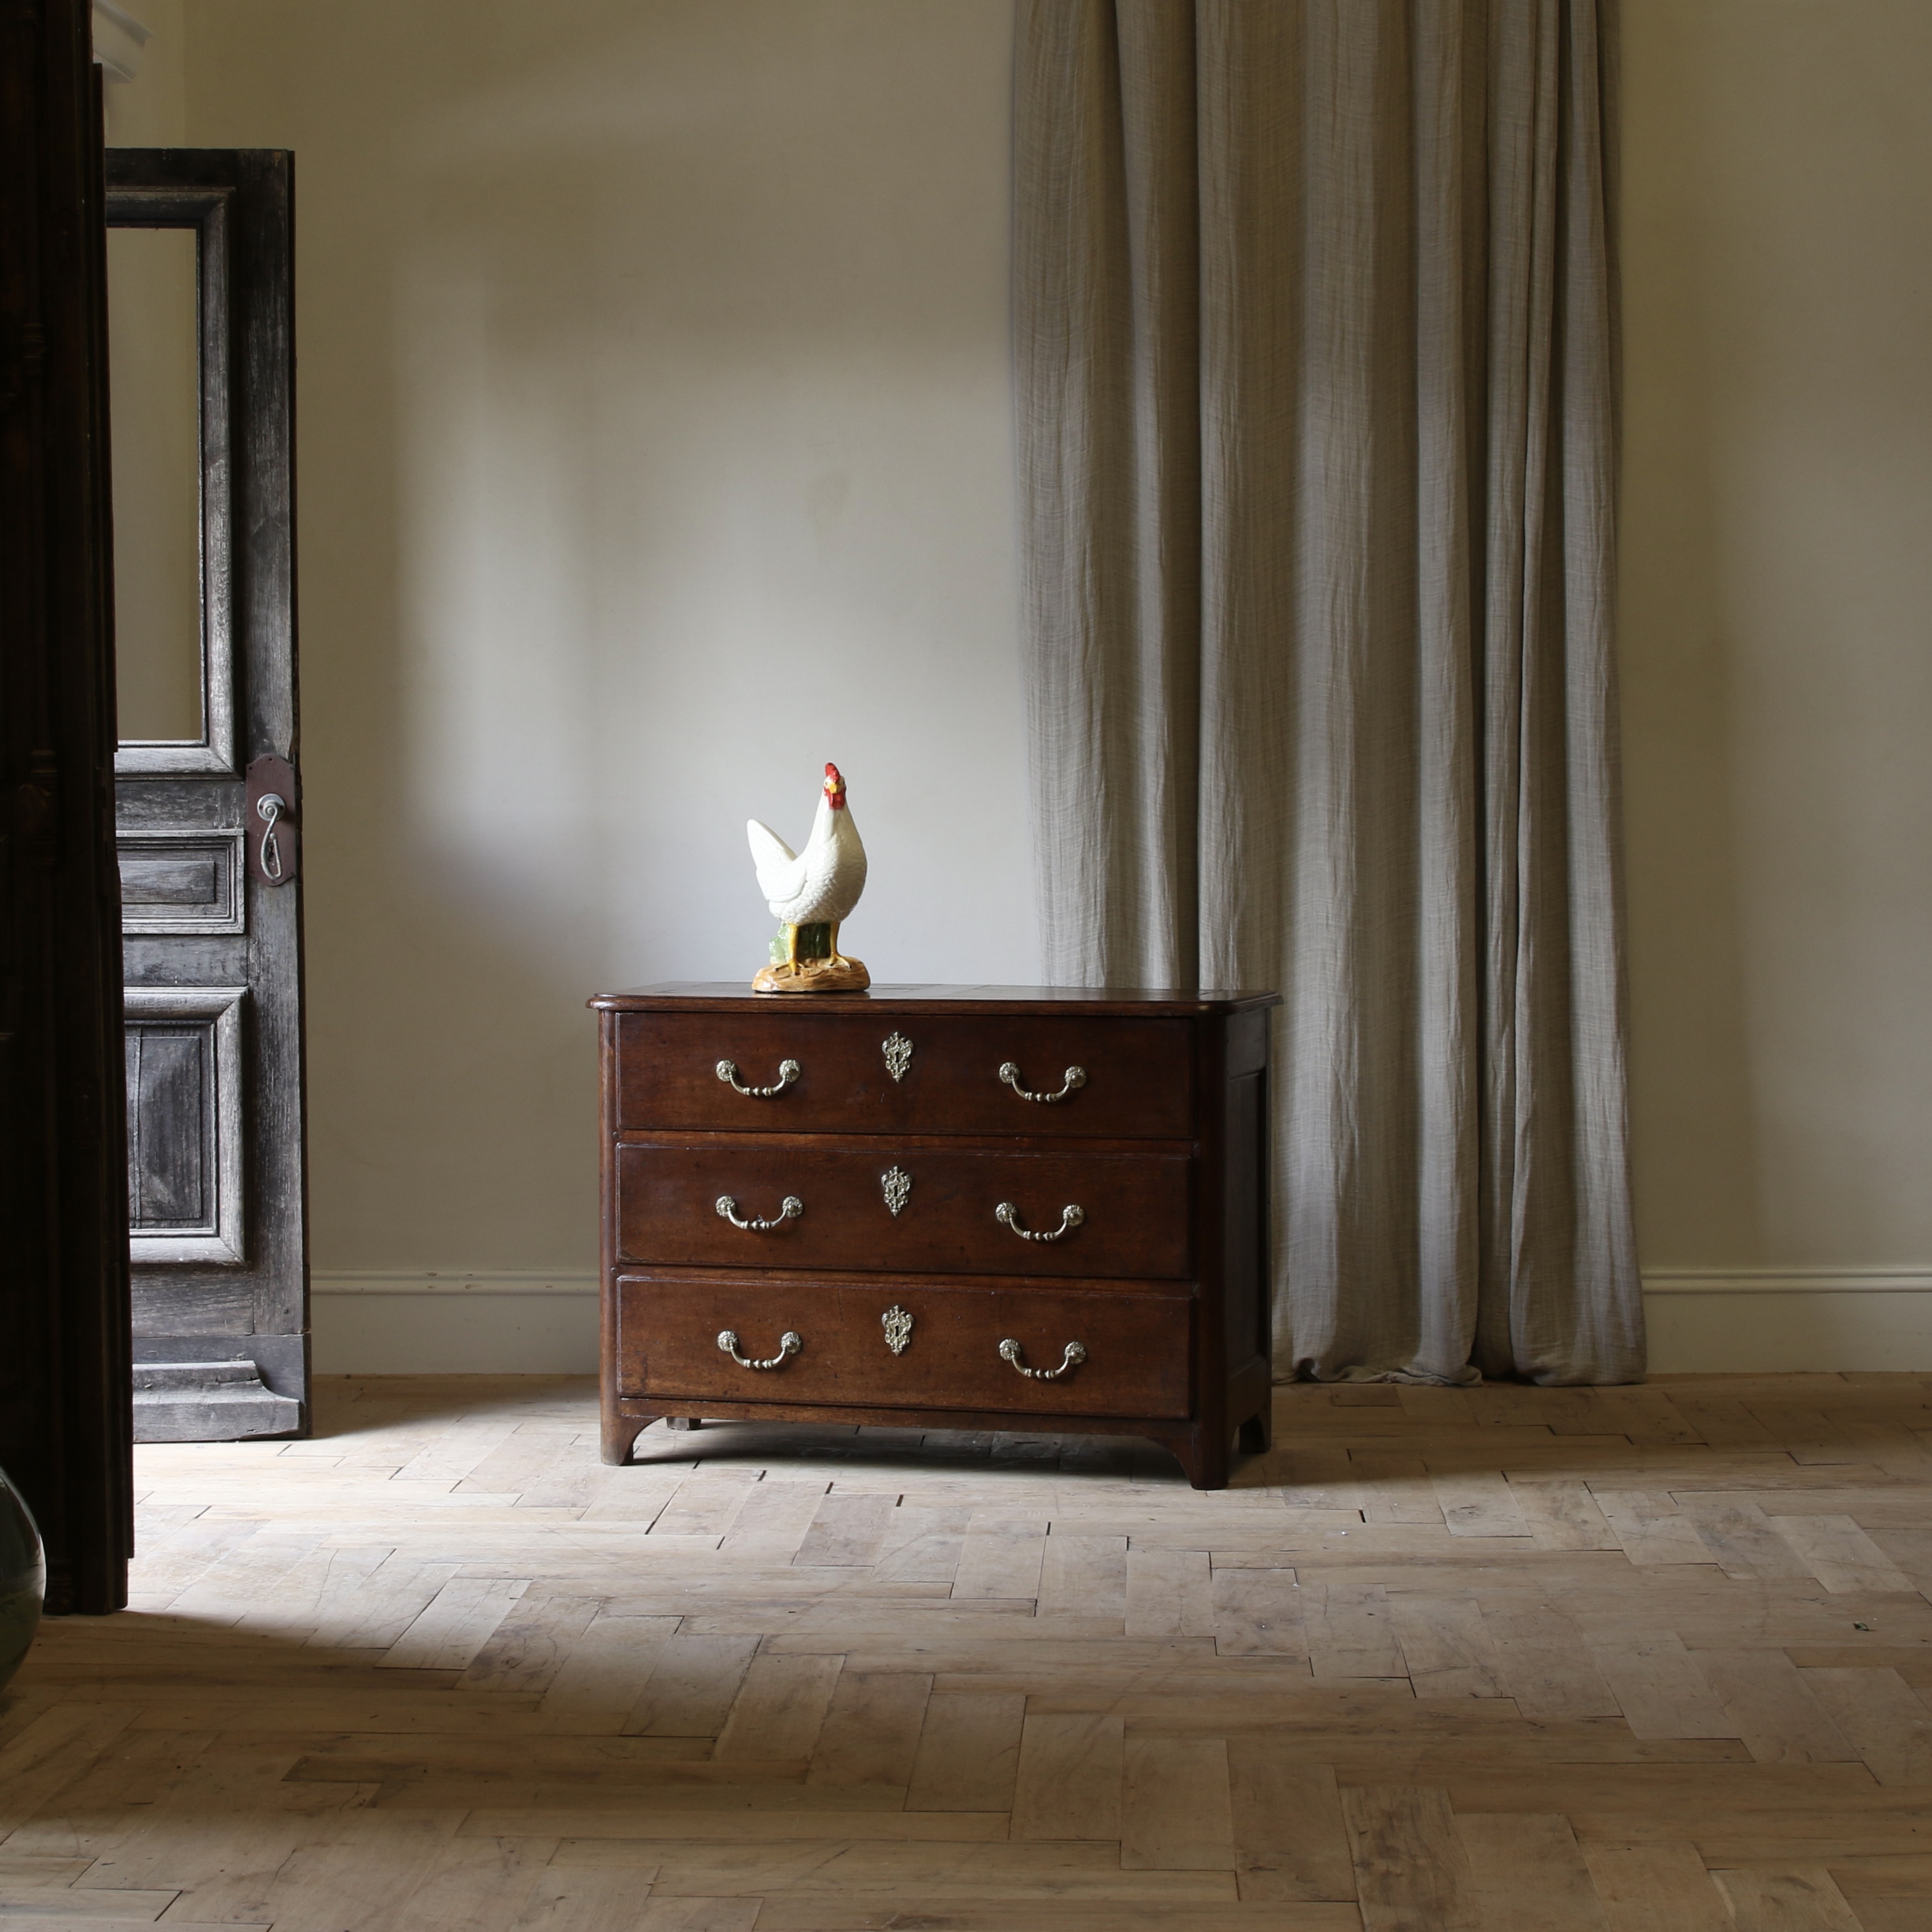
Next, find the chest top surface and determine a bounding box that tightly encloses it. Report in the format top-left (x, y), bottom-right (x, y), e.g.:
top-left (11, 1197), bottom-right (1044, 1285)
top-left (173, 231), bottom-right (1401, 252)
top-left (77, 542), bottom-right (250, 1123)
top-left (590, 983), bottom-right (1281, 1016)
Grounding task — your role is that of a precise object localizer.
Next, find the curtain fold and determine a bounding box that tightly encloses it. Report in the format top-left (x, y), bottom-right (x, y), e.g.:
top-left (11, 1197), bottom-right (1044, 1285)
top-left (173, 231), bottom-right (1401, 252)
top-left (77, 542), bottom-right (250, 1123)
top-left (1016, 0), bottom-right (1643, 1384)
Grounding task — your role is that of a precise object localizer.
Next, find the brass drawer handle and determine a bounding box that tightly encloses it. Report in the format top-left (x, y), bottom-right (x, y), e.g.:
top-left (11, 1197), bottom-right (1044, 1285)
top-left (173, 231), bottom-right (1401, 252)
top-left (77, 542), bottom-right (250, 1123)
top-left (716, 1193), bottom-right (803, 1232)
top-left (718, 1328), bottom-right (801, 1370)
top-left (717, 1057), bottom-right (800, 1098)
top-left (999, 1337), bottom-right (1087, 1381)
top-left (999, 1060), bottom-right (1087, 1104)
top-left (995, 1200), bottom-right (1084, 1243)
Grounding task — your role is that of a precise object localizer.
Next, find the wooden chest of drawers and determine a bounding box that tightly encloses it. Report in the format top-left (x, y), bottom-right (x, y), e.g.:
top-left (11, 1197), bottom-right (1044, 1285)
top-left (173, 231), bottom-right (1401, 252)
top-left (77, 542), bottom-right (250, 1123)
top-left (591, 984), bottom-right (1279, 1489)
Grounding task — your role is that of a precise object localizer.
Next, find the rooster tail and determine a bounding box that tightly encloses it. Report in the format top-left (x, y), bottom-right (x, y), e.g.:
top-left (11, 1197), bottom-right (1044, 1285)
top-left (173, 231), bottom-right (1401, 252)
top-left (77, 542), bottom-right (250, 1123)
top-left (747, 817), bottom-right (807, 905)
top-left (745, 818), bottom-right (797, 868)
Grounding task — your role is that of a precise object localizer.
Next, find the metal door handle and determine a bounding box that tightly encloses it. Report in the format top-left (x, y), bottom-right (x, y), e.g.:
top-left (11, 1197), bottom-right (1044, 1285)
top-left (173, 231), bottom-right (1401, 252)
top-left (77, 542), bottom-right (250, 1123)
top-left (717, 1057), bottom-right (800, 1098)
top-left (995, 1201), bottom-right (1085, 1242)
top-left (999, 1338), bottom-right (1087, 1381)
top-left (999, 1061), bottom-right (1087, 1103)
top-left (716, 1193), bottom-right (803, 1232)
top-left (244, 754), bottom-right (300, 886)
top-left (256, 793), bottom-right (288, 881)
top-left (718, 1329), bottom-right (801, 1370)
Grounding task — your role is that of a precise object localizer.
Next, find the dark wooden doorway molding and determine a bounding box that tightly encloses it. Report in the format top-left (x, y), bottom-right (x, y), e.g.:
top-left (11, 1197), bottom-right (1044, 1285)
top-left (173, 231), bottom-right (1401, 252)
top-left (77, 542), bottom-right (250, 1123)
top-left (0, 1), bottom-right (136, 1616)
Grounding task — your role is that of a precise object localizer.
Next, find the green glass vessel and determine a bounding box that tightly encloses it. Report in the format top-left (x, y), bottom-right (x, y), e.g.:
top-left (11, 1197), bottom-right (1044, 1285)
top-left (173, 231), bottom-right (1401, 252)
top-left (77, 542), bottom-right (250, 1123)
top-left (0, 1467), bottom-right (43, 1691)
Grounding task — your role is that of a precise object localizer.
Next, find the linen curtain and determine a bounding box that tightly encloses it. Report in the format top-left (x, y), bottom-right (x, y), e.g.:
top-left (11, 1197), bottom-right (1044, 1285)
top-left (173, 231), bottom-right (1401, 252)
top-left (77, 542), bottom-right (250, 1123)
top-left (1015, 0), bottom-right (1643, 1383)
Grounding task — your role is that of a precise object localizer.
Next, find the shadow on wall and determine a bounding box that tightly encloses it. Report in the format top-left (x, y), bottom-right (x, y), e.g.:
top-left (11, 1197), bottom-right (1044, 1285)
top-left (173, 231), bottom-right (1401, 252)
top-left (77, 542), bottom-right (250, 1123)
top-left (241, 1), bottom-right (1034, 1276)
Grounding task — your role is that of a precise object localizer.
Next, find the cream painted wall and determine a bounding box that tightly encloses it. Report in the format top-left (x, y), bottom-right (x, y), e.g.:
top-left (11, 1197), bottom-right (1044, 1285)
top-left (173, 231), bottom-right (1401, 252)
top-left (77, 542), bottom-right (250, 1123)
top-left (1620, 1), bottom-right (1932, 1366)
top-left (103, 1), bottom-right (1932, 1372)
top-left (155, 0), bottom-right (1032, 1348)
top-left (107, 225), bottom-right (203, 743)
top-left (99, 0), bottom-right (184, 146)
top-left (101, 5), bottom-right (204, 747)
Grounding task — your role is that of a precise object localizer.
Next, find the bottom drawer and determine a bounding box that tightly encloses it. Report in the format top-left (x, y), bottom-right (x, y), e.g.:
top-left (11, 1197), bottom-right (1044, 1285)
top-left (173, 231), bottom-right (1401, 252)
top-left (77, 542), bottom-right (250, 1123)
top-left (614, 1273), bottom-right (1192, 1420)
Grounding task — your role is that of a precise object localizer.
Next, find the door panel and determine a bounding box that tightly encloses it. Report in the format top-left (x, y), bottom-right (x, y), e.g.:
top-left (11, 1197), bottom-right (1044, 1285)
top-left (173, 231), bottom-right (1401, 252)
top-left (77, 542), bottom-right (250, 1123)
top-left (124, 986), bottom-right (245, 1263)
top-left (117, 833), bottom-right (246, 934)
top-left (108, 150), bottom-right (307, 1440)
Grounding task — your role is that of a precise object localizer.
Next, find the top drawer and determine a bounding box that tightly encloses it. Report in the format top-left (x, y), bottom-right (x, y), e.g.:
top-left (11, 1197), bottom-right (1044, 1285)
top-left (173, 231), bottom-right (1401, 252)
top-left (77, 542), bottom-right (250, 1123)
top-left (613, 1010), bottom-right (1194, 1139)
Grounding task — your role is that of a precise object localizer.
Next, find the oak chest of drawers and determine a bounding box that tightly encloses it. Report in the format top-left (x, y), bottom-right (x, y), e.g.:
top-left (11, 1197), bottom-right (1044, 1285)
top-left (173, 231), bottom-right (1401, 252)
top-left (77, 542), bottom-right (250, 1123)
top-left (591, 984), bottom-right (1279, 1489)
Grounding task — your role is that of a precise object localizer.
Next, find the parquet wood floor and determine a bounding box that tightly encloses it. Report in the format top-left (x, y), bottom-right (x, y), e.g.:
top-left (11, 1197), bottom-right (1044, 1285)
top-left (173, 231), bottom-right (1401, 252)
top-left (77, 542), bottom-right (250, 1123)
top-left (9, 1374), bottom-right (1932, 1929)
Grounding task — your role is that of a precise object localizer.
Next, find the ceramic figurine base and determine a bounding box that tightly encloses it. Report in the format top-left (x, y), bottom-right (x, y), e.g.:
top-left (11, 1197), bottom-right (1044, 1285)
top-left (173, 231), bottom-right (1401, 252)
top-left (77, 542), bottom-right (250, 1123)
top-left (752, 956), bottom-right (871, 995)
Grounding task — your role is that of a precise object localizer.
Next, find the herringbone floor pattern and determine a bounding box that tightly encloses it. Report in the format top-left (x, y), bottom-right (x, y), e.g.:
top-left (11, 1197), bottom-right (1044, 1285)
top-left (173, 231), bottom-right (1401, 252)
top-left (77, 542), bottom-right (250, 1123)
top-left (6, 1373), bottom-right (1932, 1929)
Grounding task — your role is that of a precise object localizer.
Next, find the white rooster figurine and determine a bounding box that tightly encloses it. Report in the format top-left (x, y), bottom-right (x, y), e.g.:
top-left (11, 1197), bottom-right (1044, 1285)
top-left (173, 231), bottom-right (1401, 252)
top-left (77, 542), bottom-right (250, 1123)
top-left (746, 762), bottom-right (870, 991)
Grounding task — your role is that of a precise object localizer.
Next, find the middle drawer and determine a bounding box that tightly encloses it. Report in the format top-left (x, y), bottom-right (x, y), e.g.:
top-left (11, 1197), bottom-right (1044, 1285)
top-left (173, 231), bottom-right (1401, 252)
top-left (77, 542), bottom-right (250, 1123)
top-left (614, 1140), bottom-right (1192, 1279)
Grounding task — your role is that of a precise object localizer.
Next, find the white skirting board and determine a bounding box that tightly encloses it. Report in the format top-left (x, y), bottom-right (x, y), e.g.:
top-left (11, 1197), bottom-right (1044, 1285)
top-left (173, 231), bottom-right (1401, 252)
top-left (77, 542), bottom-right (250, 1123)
top-left (311, 1268), bottom-right (1932, 1378)
top-left (1640, 1268), bottom-right (1932, 1374)
top-left (312, 1273), bottom-right (600, 1375)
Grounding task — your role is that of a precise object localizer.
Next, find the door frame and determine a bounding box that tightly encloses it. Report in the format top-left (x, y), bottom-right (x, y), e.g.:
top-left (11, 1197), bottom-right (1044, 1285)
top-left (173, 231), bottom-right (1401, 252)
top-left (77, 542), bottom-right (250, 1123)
top-left (0, 2), bottom-right (135, 1616)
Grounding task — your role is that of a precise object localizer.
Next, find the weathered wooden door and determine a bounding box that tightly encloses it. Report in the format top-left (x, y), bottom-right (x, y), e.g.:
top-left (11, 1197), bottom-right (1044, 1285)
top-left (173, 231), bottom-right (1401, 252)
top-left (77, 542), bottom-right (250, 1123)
top-left (106, 150), bottom-right (308, 1441)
